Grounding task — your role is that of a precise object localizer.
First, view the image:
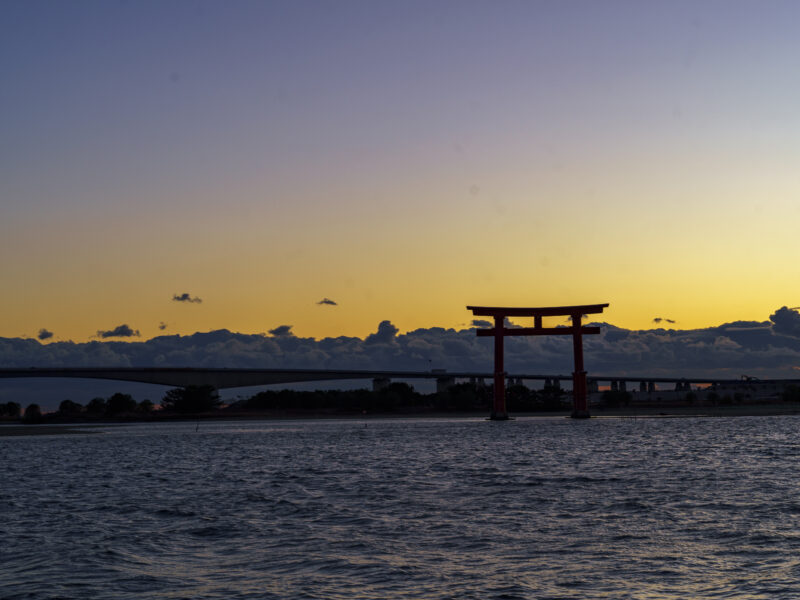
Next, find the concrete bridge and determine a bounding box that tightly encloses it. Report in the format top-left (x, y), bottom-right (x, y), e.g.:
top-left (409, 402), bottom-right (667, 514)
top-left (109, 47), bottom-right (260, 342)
top-left (0, 367), bottom-right (781, 393)
top-left (0, 367), bottom-right (499, 392)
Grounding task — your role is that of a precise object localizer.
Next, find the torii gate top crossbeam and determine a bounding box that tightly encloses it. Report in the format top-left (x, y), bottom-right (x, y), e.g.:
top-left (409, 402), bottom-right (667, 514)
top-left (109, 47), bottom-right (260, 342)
top-left (467, 304), bottom-right (609, 337)
top-left (466, 304), bottom-right (609, 318)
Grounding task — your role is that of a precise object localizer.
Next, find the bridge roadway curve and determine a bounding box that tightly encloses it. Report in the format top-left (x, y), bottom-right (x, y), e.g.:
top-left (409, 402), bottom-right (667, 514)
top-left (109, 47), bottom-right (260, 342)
top-left (0, 367), bottom-right (498, 389)
top-left (0, 367), bottom-right (779, 389)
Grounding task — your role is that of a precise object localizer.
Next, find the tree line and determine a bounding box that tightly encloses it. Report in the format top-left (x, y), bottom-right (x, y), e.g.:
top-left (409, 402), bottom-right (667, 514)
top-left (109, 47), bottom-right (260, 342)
top-left (0, 382), bottom-right (578, 423)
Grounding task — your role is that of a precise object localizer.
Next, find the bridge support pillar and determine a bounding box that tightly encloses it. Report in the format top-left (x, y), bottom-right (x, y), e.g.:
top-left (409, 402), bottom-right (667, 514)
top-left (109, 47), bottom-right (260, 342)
top-left (639, 381), bottom-right (647, 392)
top-left (648, 381), bottom-right (655, 393)
top-left (470, 377), bottom-right (486, 388)
top-left (372, 377), bottom-right (391, 392)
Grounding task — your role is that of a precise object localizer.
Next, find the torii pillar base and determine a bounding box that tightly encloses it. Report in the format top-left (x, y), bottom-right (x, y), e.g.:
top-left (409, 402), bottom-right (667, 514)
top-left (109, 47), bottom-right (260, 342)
top-left (570, 370), bottom-right (590, 419)
top-left (490, 375), bottom-right (509, 419)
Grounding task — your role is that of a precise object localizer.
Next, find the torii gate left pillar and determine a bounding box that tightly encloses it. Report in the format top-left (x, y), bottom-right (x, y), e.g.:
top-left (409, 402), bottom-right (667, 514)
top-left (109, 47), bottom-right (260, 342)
top-left (467, 303), bottom-right (609, 419)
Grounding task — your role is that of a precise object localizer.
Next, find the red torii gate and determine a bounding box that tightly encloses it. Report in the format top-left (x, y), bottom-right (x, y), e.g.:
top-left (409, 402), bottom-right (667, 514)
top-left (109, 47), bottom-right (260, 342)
top-left (467, 303), bottom-right (609, 419)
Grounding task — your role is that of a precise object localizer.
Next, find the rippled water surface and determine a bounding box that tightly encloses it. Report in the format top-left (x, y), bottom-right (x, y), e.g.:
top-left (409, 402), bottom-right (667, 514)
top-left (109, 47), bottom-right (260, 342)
top-left (4, 416), bottom-right (800, 599)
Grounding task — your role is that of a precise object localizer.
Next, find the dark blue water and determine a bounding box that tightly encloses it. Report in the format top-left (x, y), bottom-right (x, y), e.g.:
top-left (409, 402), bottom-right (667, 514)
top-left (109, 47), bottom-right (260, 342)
top-left (3, 416), bottom-right (800, 599)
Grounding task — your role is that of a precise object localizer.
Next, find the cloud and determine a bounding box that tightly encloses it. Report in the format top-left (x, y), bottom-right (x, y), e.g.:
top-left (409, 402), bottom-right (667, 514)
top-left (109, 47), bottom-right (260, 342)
top-left (172, 293), bottom-right (202, 304)
top-left (365, 320), bottom-right (398, 344)
top-left (158, 322), bottom-right (168, 330)
top-left (317, 298), bottom-right (338, 306)
top-left (770, 306), bottom-right (800, 338)
top-left (472, 319), bottom-right (493, 328)
top-left (97, 324), bottom-right (140, 338)
top-left (7, 307), bottom-right (800, 395)
top-left (653, 317), bottom-right (676, 324)
top-left (268, 325), bottom-right (294, 337)
top-left (37, 328), bottom-right (54, 340)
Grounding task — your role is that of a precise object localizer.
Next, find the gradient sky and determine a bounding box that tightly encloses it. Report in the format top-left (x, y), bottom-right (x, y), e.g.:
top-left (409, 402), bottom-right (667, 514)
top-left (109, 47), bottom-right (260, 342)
top-left (3, 0), bottom-right (800, 343)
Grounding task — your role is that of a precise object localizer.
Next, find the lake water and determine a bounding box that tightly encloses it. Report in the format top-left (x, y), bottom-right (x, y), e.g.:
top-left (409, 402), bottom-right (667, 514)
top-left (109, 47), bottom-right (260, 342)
top-left (3, 416), bottom-right (800, 599)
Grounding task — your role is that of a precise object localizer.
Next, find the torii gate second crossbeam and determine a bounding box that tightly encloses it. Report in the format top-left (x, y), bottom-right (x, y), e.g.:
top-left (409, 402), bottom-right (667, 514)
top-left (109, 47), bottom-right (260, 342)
top-left (467, 303), bottom-right (609, 419)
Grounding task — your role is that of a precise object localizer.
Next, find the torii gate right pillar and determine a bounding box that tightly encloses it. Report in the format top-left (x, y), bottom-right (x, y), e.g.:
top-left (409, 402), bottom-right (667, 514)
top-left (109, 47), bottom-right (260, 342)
top-left (571, 313), bottom-right (589, 418)
top-left (492, 314), bottom-right (506, 420)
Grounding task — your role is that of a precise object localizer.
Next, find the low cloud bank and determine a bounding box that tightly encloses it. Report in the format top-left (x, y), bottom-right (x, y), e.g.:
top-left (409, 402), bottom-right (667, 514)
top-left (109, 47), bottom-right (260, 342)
top-left (3, 307), bottom-right (800, 379)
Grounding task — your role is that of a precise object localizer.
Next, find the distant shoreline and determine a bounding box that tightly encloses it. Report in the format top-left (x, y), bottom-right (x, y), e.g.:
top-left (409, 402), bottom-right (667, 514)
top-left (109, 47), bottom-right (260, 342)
top-left (3, 403), bottom-right (800, 436)
top-left (591, 403), bottom-right (800, 418)
top-left (0, 425), bottom-right (103, 436)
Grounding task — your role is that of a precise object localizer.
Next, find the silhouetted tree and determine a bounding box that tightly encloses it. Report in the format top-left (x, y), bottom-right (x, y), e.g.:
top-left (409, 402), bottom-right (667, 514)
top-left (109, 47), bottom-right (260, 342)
top-left (86, 397), bottom-right (107, 415)
top-left (106, 392), bottom-right (137, 415)
top-left (506, 384), bottom-right (535, 412)
top-left (783, 385), bottom-right (800, 403)
top-left (137, 399), bottom-right (154, 414)
top-left (600, 390), bottom-right (631, 408)
top-left (538, 383), bottom-right (567, 410)
top-left (1, 401), bottom-right (21, 418)
top-left (532, 389), bottom-right (566, 411)
top-left (446, 382), bottom-right (481, 411)
top-left (244, 390), bottom-right (279, 410)
top-left (375, 382), bottom-right (417, 411)
top-left (58, 399), bottom-right (83, 416)
top-left (161, 385), bottom-right (220, 413)
top-left (23, 404), bottom-right (43, 424)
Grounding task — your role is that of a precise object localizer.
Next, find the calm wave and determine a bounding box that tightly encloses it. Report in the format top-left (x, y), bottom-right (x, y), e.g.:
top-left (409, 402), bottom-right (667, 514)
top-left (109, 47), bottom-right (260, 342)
top-left (4, 416), bottom-right (800, 599)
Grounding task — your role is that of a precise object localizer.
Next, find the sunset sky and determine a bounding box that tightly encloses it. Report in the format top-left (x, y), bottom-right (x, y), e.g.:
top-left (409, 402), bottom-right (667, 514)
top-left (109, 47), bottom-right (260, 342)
top-left (3, 0), bottom-right (800, 343)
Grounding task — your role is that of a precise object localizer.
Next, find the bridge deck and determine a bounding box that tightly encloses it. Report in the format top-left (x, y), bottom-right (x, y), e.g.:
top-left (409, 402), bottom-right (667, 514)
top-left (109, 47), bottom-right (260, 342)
top-left (0, 368), bottom-right (788, 389)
